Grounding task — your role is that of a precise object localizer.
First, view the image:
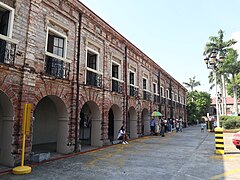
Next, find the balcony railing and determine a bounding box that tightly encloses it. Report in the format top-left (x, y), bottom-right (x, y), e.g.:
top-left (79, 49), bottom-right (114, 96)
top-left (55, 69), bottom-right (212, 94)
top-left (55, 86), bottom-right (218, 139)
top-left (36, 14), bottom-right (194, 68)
top-left (160, 97), bottom-right (166, 104)
top-left (143, 90), bottom-right (151, 101)
top-left (86, 70), bottom-right (102, 88)
top-left (129, 85), bottom-right (138, 97)
top-left (45, 55), bottom-right (70, 79)
top-left (167, 99), bottom-right (172, 106)
top-left (112, 79), bottom-right (123, 93)
top-left (154, 95), bottom-right (160, 103)
top-left (0, 34), bottom-right (18, 65)
top-left (172, 101), bottom-right (175, 108)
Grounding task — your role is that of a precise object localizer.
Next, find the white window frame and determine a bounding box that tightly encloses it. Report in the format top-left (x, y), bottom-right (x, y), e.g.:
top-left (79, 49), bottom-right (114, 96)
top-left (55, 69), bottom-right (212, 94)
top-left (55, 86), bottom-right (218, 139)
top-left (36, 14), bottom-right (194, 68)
top-left (175, 94), bottom-right (178, 102)
top-left (160, 86), bottom-right (164, 97)
top-left (45, 27), bottom-right (69, 62)
top-left (111, 60), bottom-right (123, 82)
top-left (153, 83), bottom-right (159, 95)
top-left (166, 89), bottom-right (170, 99)
top-left (129, 70), bottom-right (135, 86)
top-left (85, 47), bottom-right (101, 73)
top-left (143, 77), bottom-right (148, 90)
top-left (0, 2), bottom-right (14, 38)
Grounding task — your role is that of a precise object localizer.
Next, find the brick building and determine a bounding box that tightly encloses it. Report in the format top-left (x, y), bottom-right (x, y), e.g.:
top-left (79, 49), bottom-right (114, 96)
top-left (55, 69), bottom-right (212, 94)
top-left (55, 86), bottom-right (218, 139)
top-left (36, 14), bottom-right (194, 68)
top-left (0, 0), bottom-right (187, 166)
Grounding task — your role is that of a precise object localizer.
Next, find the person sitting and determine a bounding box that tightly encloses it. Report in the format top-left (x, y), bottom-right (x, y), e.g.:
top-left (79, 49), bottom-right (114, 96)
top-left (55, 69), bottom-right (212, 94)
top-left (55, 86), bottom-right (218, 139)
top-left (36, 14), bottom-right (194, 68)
top-left (117, 125), bottom-right (129, 144)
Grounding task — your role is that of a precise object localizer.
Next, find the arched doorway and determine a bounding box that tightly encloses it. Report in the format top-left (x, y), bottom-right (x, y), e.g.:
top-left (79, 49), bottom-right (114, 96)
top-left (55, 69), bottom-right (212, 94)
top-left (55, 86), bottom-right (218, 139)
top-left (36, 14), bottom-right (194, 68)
top-left (108, 104), bottom-right (122, 142)
top-left (141, 108), bottom-right (150, 135)
top-left (127, 107), bottom-right (138, 139)
top-left (33, 96), bottom-right (70, 154)
top-left (79, 101), bottom-right (102, 148)
top-left (0, 90), bottom-right (14, 166)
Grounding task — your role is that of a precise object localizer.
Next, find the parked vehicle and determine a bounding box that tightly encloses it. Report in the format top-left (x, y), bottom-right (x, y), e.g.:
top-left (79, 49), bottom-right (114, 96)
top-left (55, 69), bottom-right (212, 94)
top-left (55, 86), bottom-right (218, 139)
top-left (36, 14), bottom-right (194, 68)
top-left (232, 132), bottom-right (240, 150)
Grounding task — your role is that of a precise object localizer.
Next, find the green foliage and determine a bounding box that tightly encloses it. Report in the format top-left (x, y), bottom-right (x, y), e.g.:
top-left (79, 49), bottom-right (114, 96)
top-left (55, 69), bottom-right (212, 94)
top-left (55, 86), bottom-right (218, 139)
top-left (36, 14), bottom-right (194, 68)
top-left (187, 91), bottom-right (211, 124)
top-left (203, 29), bottom-right (237, 91)
top-left (183, 76), bottom-right (201, 91)
top-left (219, 116), bottom-right (240, 129)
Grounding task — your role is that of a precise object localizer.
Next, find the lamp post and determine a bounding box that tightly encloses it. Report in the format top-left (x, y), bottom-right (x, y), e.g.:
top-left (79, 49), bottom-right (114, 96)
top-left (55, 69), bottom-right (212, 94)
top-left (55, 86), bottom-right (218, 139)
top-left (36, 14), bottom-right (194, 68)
top-left (204, 50), bottom-right (224, 127)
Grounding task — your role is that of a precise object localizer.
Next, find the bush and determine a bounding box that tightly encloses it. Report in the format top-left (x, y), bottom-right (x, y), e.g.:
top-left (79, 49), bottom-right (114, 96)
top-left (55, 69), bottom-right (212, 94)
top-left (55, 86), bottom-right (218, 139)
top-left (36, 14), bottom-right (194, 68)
top-left (220, 116), bottom-right (240, 129)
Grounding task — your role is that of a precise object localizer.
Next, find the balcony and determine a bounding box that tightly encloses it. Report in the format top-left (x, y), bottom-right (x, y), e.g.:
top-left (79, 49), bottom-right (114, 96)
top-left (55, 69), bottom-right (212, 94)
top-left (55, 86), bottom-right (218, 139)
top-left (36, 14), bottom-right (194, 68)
top-left (0, 34), bottom-right (18, 65)
top-left (167, 99), bottom-right (172, 106)
top-left (160, 97), bottom-right (166, 104)
top-left (112, 79), bottom-right (123, 93)
top-left (143, 90), bottom-right (151, 101)
top-left (45, 55), bottom-right (70, 79)
top-left (154, 95), bottom-right (160, 103)
top-left (129, 85), bottom-right (138, 97)
top-left (172, 101), bottom-right (175, 108)
top-left (86, 70), bottom-right (102, 88)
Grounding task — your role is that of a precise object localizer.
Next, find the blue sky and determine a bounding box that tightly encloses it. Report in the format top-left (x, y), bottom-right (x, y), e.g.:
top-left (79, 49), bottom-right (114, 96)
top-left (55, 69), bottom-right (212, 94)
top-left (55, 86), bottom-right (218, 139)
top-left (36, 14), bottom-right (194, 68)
top-left (80, 0), bottom-right (240, 95)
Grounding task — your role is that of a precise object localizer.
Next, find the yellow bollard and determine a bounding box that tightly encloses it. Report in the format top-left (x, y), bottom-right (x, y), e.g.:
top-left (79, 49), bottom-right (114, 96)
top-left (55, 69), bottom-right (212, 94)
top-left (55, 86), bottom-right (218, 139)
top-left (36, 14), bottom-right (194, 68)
top-left (12, 104), bottom-right (32, 175)
top-left (215, 127), bottom-right (224, 155)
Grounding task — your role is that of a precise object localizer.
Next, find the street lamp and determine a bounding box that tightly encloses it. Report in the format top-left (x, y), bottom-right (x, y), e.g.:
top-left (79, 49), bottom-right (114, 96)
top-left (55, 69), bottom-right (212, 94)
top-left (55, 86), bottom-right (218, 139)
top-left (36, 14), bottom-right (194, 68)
top-left (204, 50), bottom-right (224, 127)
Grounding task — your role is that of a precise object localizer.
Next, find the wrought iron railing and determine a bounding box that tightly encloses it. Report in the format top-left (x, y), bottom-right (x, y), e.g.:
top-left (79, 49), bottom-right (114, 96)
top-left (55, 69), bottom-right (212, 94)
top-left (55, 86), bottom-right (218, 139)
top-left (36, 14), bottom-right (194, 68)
top-left (0, 35), bottom-right (17, 65)
top-left (160, 97), bottom-right (166, 104)
top-left (86, 70), bottom-right (102, 88)
top-left (154, 95), bottom-right (160, 103)
top-left (129, 85), bottom-right (138, 97)
top-left (143, 90), bottom-right (151, 100)
top-left (45, 55), bottom-right (70, 79)
top-left (112, 79), bottom-right (123, 93)
top-left (167, 99), bottom-right (172, 106)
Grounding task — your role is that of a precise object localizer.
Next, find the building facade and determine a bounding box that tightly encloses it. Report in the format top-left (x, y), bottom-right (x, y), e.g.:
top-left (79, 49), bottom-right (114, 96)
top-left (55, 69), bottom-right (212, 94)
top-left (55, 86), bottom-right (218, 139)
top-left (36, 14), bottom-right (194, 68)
top-left (0, 0), bottom-right (187, 166)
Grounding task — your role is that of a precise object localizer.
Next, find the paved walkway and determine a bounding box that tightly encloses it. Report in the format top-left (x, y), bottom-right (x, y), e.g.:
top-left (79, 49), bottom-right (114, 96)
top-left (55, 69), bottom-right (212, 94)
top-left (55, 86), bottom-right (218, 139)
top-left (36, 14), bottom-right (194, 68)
top-left (1, 126), bottom-right (240, 180)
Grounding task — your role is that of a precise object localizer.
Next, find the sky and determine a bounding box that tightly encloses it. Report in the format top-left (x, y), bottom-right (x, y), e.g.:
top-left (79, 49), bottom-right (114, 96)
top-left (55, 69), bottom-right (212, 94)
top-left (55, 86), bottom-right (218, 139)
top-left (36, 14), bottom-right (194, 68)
top-left (80, 0), bottom-right (240, 96)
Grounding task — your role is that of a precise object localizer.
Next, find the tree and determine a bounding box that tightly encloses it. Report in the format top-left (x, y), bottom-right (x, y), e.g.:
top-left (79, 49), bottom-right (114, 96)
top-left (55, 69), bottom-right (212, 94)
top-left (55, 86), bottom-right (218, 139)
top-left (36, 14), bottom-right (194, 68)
top-left (187, 91), bottom-right (211, 124)
top-left (183, 76), bottom-right (201, 91)
top-left (223, 48), bottom-right (240, 115)
top-left (203, 29), bottom-right (237, 115)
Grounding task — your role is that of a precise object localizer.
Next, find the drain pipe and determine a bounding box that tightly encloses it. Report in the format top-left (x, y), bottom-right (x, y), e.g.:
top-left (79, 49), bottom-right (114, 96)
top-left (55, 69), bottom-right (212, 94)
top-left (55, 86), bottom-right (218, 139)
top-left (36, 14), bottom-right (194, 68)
top-left (124, 46), bottom-right (128, 126)
top-left (74, 12), bottom-right (82, 152)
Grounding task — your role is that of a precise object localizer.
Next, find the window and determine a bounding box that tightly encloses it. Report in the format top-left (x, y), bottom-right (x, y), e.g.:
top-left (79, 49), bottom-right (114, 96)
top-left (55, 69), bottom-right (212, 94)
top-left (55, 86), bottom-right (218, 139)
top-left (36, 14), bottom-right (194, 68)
top-left (85, 48), bottom-right (102, 87)
top-left (160, 86), bottom-right (164, 97)
top-left (87, 51), bottom-right (97, 70)
top-left (0, 2), bottom-right (14, 38)
top-left (112, 61), bottom-right (123, 93)
top-left (153, 83), bottom-right (156, 94)
top-left (172, 92), bottom-right (174, 101)
top-left (143, 78), bottom-right (147, 90)
top-left (166, 89), bottom-right (170, 99)
top-left (0, 2), bottom-right (17, 64)
top-left (45, 27), bottom-right (67, 60)
top-left (112, 63), bottom-right (119, 79)
top-left (44, 27), bottom-right (69, 79)
top-left (47, 33), bottom-right (64, 57)
top-left (175, 94), bottom-right (178, 102)
top-left (130, 72), bottom-right (135, 85)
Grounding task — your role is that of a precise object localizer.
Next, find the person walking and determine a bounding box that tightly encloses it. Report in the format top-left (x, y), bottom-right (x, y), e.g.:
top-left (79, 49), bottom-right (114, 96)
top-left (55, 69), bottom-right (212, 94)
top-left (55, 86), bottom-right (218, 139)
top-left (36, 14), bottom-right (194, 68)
top-left (150, 118), bottom-right (155, 135)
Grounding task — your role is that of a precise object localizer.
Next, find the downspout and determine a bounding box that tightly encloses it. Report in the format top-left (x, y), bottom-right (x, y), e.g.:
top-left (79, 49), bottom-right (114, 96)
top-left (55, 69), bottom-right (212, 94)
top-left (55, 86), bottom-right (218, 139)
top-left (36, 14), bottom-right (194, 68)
top-left (124, 46), bottom-right (128, 125)
top-left (158, 71), bottom-right (161, 113)
top-left (75, 12), bottom-right (82, 152)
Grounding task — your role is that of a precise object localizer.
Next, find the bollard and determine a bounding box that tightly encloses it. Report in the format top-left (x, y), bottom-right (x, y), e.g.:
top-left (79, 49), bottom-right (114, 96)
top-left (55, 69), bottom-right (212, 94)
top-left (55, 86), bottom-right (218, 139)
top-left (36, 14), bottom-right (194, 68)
top-left (215, 127), bottom-right (224, 155)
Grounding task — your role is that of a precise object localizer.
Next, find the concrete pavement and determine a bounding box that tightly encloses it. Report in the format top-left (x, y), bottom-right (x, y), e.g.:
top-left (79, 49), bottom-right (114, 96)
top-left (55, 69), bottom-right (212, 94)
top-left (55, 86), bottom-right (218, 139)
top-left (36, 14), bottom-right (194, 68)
top-left (1, 126), bottom-right (240, 180)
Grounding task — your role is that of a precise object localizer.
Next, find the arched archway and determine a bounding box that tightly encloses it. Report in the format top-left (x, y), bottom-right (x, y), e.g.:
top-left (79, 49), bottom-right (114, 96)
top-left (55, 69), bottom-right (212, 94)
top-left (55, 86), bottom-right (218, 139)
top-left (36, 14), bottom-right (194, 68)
top-left (108, 104), bottom-right (122, 142)
top-left (33, 96), bottom-right (70, 154)
top-left (0, 90), bottom-right (14, 166)
top-left (79, 101), bottom-right (102, 148)
top-left (127, 107), bottom-right (138, 139)
top-left (141, 108), bottom-right (150, 135)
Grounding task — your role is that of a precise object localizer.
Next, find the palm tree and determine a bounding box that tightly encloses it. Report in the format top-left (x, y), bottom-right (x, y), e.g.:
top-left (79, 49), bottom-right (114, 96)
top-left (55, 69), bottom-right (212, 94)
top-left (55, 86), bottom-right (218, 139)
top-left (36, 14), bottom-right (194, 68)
top-left (183, 76), bottom-right (201, 91)
top-left (223, 48), bottom-right (240, 115)
top-left (203, 29), bottom-right (237, 115)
